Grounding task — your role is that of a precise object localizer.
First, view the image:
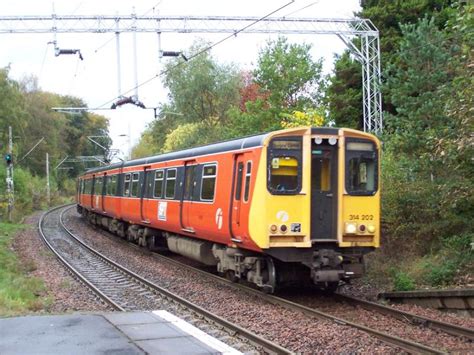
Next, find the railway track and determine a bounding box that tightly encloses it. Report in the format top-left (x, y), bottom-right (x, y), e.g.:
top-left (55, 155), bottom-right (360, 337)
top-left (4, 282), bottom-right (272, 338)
top-left (65, 205), bottom-right (474, 354)
top-left (39, 205), bottom-right (290, 355)
top-left (146, 253), bottom-right (471, 354)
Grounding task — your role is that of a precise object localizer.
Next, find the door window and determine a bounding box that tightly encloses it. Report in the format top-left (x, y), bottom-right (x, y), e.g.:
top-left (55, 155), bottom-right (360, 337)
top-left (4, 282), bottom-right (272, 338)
top-left (312, 150), bottom-right (332, 192)
top-left (235, 162), bottom-right (244, 200)
top-left (184, 166), bottom-right (196, 200)
top-left (244, 161), bottom-right (252, 202)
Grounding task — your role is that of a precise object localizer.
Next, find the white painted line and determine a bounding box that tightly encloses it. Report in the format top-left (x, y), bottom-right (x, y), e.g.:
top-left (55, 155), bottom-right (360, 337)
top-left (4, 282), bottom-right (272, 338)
top-left (152, 310), bottom-right (242, 355)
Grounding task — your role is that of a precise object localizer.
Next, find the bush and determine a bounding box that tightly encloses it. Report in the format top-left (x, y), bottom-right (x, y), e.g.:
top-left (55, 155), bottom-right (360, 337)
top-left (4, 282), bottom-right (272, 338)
top-left (391, 269), bottom-right (415, 291)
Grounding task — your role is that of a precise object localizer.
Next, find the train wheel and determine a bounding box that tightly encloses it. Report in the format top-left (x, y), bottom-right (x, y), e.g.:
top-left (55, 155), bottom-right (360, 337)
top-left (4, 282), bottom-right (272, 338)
top-left (262, 258), bottom-right (277, 294)
top-left (322, 281), bottom-right (339, 294)
top-left (225, 270), bottom-right (239, 283)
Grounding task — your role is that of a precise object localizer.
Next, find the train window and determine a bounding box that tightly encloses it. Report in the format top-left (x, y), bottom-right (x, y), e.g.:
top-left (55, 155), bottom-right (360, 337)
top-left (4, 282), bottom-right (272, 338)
top-left (130, 173), bottom-right (140, 197)
top-left (94, 177), bottom-right (103, 195)
top-left (346, 139), bottom-right (378, 195)
top-left (154, 170), bottom-right (164, 198)
top-left (268, 137), bottom-right (302, 195)
top-left (201, 164), bottom-right (217, 201)
top-left (244, 161), bottom-right (252, 202)
top-left (269, 157), bottom-right (299, 192)
top-left (109, 175), bottom-right (118, 196)
top-left (123, 174), bottom-right (131, 196)
top-left (83, 179), bottom-right (89, 194)
top-left (312, 155), bottom-right (331, 192)
top-left (165, 169), bottom-right (177, 199)
top-left (235, 162), bottom-right (244, 200)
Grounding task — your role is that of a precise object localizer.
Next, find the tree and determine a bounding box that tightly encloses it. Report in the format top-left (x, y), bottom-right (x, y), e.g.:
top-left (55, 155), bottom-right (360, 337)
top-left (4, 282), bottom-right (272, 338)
top-left (384, 17), bottom-right (453, 170)
top-left (226, 37), bottom-right (326, 138)
top-left (163, 41), bottom-right (241, 125)
top-left (325, 0), bottom-right (456, 128)
top-left (324, 52), bottom-right (362, 129)
top-left (253, 36), bottom-right (324, 110)
top-left (139, 40), bottom-right (242, 153)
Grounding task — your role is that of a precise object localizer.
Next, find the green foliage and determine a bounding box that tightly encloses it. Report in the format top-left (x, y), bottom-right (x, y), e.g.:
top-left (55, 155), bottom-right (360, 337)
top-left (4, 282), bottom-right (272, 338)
top-left (254, 37), bottom-right (324, 110)
top-left (226, 37), bottom-right (326, 139)
top-left (139, 37), bottom-right (327, 152)
top-left (0, 222), bottom-right (47, 316)
top-left (324, 52), bottom-right (362, 129)
top-left (163, 40), bottom-right (241, 126)
top-left (390, 269), bottom-right (415, 291)
top-left (325, 0), bottom-right (455, 127)
top-left (423, 233), bottom-right (473, 286)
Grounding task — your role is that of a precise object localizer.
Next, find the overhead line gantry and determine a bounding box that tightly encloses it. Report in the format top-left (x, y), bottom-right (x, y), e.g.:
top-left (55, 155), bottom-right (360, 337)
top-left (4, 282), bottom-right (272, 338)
top-left (0, 14), bottom-right (382, 133)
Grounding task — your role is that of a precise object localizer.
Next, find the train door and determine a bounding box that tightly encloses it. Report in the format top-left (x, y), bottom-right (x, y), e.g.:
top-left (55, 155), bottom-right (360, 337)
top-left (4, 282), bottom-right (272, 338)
top-left (101, 173), bottom-right (107, 214)
top-left (231, 154), bottom-right (246, 241)
top-left (140, 166), bottom-right (151, 223)
top-left (311, 141), bottom-right (338, 240)
top-left (180, 161), bottom-right (197, 232)
top-left (90, 175), bottom-right (95, 209)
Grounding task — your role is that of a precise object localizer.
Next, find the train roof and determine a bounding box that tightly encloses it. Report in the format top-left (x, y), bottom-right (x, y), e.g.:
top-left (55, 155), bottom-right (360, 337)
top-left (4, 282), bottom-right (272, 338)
top-left (83, 127), bottom-right (364, 176)
top-left (84, 131), bottom-right (271, 175)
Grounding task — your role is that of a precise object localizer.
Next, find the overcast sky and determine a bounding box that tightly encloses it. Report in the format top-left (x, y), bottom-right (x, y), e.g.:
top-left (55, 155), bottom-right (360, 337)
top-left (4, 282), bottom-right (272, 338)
top-left (1, 0), bottom-right (360, 159)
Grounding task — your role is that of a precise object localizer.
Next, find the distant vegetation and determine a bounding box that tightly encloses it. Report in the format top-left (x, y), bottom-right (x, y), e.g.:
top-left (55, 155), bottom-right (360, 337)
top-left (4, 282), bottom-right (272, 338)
top-left (0, 70), bottom-right (111, 220)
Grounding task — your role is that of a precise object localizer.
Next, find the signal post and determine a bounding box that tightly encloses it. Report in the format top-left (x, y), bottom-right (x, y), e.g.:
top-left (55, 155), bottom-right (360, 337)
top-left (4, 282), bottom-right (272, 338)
top-left (5, 126), bottom-right (14, 221)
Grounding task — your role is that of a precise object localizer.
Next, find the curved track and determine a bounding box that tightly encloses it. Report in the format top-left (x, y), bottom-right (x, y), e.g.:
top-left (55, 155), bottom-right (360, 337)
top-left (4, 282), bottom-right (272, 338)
top-left (64, 205), bottom-right (474, 354)
top-left (39, 205), bottom-right (290, 354)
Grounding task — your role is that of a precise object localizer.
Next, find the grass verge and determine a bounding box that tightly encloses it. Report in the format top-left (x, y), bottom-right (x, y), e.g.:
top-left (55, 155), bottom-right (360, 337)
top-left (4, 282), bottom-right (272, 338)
top-left (0, 222), bottom-right (48, 317)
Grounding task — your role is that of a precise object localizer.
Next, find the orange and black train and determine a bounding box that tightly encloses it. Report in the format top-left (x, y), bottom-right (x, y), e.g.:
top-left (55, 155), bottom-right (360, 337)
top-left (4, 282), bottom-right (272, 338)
top-left (77, 126), bottom-right (381, 293)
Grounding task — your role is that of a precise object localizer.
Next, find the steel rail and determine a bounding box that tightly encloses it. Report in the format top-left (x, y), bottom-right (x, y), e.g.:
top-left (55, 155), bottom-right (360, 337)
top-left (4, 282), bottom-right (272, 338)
top-left (69, 208), bottom-right (447, 355)
top-left (38, 204), bottom-right (124, 311)
top-left (334, 294), bottom-right (474, 341)
top-left (55, 206), bottom-right (290, 355)
top-left (147, 251), bottom-right (446, 354)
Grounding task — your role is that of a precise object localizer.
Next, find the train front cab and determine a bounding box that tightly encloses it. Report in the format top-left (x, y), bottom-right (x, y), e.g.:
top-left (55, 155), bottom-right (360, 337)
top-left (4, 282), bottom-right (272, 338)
top-left (249, 127), bottom-right (380, 290)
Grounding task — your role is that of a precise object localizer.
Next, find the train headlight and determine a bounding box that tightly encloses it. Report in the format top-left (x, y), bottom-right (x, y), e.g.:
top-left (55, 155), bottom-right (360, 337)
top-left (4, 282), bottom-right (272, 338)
top-left (280, 224), bottom-right (288, 233)
top-left (344, 222), bottom-right (357, 234)
top-left (367, 224), bottom-right (376, 233)
top-left (270, 224), bottom-right (278, 233)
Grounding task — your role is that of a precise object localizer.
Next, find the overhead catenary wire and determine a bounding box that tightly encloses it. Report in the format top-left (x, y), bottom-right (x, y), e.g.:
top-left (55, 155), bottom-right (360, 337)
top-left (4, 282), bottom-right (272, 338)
top-left (282, 1), bottom-right (319, 18)
top-left (95, 0), bottom-right (296, 110)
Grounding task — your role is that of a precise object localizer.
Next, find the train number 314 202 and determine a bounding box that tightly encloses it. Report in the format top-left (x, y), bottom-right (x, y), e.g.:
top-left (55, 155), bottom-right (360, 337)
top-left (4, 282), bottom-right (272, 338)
top-left (349, 214), bottom-right (374, 221)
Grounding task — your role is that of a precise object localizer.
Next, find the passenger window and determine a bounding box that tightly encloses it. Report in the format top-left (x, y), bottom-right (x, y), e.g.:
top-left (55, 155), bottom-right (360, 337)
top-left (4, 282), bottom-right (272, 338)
top-left (269, 156), bottom-right (299, 192)
top-left (123, 174), bottom-right (131, 196)
top-left (87, 179), bottom-right (92, 194)
top-left (130, 173), bottom-right (140, 197)
top-left (108, 175), bottom-right (117, 196)
top-left (94, 177), bottom-right (103, 195)
top-left (165, 169), bottom-right (177, 199)
top-left (154, 170), bottom-right (164, 198)
top-left (201, 164), bottom-right (217, 201)
top-left (244, 162), bottom-right (252, 202)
